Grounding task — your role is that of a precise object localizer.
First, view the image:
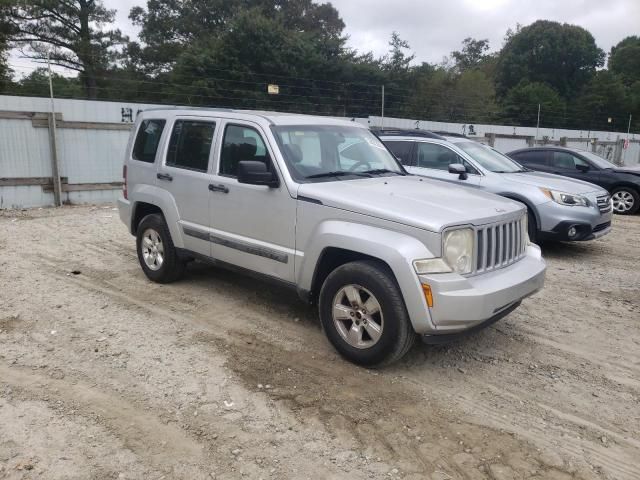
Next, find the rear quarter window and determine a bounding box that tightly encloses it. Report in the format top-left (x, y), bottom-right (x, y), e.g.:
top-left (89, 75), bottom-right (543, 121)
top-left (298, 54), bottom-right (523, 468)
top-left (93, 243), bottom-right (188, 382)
top-left (132, 119), bottom-right (166, 163)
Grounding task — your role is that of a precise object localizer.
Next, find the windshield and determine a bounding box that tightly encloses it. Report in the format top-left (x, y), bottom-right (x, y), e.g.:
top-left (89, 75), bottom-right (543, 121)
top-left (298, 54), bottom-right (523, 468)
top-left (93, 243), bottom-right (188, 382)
top-left (455, 141), bottom-right (525, 173)
top-left (272, 125), bottom-right (404, 182)
top-left (578, 150), bottom-right (618, 169)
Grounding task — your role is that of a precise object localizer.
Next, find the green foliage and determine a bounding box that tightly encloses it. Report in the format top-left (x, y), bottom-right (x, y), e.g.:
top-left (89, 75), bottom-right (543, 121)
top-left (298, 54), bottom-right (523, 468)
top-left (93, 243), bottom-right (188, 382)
top-left (1, 0), bottom-right (127, 97)
top-left (11, 67), bottom-right (83, 97)
top-left (451, 38), bottom-right (490, 72)
top-left (496, 20), bottom-right (605, 99)
top-left (609, 36), bottom-right (640, 86)
top-left (573, 71), bottom-right (629, 130)
top-left (501, 81), bottom-right (565, 126)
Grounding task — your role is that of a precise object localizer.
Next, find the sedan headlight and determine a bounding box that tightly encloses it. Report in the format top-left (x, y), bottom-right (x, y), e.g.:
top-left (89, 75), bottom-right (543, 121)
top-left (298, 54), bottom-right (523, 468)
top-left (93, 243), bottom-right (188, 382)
top-left (540, 188), bottom-right (589, 207)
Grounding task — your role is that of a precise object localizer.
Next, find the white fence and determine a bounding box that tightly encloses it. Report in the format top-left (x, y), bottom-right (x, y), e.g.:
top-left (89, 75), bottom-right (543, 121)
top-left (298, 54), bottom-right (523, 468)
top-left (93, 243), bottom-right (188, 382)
top-left (1, 95), bottom-right (639, 208)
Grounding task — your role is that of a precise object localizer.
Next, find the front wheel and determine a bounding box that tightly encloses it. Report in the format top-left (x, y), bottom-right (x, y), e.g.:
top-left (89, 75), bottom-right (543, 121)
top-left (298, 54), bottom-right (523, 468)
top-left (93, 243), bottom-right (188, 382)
top-left (611, 187), bottom-right (640, 215)
top-left (318, 260), bottom-right (416, 367)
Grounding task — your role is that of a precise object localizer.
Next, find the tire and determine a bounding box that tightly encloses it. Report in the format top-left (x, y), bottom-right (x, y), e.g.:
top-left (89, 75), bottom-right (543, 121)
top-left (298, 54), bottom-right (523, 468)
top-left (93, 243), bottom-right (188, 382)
top-left (318, 260), bottom-right (416, 367)
top-left (611, 187), bottom-right (640, 215)
top-left (136, 213), bottom-right (185, 283)
top-left (526, 208), bottom-right (538, 244)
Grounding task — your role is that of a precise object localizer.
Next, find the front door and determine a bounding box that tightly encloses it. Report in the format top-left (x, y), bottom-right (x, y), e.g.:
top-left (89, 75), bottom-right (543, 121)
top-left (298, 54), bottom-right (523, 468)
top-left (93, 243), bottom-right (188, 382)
top-left (549, 151), bottom-right (600, 184)
top-left (407, 141), bottom-right (482, 188)
top-left (156, 117), bottom-right (217, 257)
top-left (208, 120), bottom-right (296, 283)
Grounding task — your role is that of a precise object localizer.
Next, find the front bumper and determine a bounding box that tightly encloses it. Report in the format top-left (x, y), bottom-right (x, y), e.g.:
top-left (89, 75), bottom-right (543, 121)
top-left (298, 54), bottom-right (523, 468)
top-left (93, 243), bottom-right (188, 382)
top-left (537, 199), bottom-right (612, 242)
top-left (418, 245), bottom-right (546, 334)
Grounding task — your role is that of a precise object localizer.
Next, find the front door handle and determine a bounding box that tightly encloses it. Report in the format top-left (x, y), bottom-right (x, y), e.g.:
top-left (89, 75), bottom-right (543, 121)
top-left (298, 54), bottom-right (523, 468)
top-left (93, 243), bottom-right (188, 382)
top-left (157, 173), bottom-right (173, 181)
top-left (208, 183), bottom-right (229, 194)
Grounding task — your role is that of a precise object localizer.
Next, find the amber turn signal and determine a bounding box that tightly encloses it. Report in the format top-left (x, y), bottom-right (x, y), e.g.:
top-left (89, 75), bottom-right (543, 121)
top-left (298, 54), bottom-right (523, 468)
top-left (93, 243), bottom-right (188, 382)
top-left (421, 283), bottom-right (434, 308)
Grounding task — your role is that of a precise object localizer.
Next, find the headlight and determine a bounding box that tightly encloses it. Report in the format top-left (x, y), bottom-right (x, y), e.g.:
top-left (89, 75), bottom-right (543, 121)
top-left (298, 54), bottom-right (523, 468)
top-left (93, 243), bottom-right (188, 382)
top-left (413, 228), bottom-right (474, 275)
top-left (443, 228), bottom-right (474, 274)
top-left (540, 188), bottom-right (588, 207)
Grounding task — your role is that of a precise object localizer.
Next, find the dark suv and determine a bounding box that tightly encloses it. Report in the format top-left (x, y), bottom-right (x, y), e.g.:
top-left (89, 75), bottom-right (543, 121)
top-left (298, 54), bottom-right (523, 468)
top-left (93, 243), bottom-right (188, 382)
top-left (508, 147), bottom-right (640, 215)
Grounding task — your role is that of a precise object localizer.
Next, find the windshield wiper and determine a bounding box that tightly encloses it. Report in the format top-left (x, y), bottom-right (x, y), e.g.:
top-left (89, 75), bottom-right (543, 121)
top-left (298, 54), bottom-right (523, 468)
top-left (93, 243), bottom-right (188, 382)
top-left (305, 171), bottom-right (370, 179)
top-left (361, 168), bottom-right (405, 176)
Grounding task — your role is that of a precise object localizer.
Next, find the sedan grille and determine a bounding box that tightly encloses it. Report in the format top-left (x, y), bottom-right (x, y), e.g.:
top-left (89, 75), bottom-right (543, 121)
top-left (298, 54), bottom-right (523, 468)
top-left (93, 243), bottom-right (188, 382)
top-left (475, 216), bottom-right (527, 273)
top-left (596, 194), bottom-right (612, 214)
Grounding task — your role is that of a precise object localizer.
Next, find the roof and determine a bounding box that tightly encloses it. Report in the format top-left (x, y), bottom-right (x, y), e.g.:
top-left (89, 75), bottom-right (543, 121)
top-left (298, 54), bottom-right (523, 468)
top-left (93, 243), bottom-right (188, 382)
top-left (507, 146), bottom-right (590, 154)
top-left (139, 106), bottom-right (362, 127)
top-left (371, 128), bottom-right (444, 139)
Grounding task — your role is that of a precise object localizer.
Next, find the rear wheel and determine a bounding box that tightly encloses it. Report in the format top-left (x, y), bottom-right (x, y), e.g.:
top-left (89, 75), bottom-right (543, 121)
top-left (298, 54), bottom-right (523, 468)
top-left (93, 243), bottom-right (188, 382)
top-left (318, 260), bottom-right (416, 367)
top-left (611, 187), bottom-right (639, 215)
top-left (136, 214), bottom-right (185, 283)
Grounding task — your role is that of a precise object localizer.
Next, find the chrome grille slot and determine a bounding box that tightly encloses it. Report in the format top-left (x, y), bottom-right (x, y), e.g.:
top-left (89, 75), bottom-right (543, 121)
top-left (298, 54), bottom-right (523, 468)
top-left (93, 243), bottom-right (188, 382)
top-left (596, 194), bottom-right (611, 214)
top-left (474, 215), bottom-right (526, 274)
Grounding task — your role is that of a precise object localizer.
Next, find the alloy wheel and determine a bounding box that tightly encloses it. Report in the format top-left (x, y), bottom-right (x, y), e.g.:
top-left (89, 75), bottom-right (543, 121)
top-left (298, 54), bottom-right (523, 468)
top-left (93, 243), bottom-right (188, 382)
top-left (332, 284), bottom-right (384, 349)
top-left (141, 228), bottom-right (165, 271)
top-left (612, 190), bottom-right (635, 213)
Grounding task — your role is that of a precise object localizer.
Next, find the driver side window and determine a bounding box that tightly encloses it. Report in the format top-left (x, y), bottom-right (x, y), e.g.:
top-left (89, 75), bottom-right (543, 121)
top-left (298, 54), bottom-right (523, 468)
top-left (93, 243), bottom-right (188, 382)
top-left (551, 151), bottom-right (589, 170)
top-left (220, 125), bottom-right (272, 177)
top-left (417, 143), bottom-right (461, 171)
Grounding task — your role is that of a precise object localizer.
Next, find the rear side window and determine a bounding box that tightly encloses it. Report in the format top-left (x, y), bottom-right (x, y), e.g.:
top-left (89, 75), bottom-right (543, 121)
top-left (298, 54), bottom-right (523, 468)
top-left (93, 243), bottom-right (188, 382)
top-left (166, 120), bottom-right (216, 172)
top-left (384, 141), bottom-right (413, 165)
top-left (512, 151), bottom-right (547, 166)
top-left (132, 119), bottom-right (166, 163)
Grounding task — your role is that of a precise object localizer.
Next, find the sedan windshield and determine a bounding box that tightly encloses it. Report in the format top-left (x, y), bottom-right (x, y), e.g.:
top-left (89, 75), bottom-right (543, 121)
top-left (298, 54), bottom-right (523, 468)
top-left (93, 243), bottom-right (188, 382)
top-left (272, 125), bottom-right (404, 182)
top-left (579, 150), bottom-right (618, 169)
top-left (455, 141), bottom-right (525, 173)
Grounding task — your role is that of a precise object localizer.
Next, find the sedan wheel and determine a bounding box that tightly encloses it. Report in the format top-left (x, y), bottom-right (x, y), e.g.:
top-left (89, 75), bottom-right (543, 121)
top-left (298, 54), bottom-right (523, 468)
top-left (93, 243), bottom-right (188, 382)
top-left (611, 189), bottom-right (637, 214)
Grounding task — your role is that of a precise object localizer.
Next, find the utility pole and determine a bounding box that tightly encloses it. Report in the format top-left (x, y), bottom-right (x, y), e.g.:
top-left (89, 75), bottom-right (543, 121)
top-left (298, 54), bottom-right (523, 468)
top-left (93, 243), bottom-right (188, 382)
top-left (535, 103), bottom-right (541, 144)
top-left (623, 114), bottom-right (632, 165)
top-left (381, 85), bottom-right (385, 130)
top-left (47, 52), bottom-right (63, 207)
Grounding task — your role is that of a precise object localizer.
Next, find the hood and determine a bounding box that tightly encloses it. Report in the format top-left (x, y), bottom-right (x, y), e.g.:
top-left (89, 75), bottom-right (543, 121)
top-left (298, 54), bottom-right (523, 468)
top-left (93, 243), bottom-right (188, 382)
top-left (297, 175), bottom-right (524, 233)
top-left (501, 171), bottom-right (603, 194)
top-left (614, 165), bottom-right (640, 176)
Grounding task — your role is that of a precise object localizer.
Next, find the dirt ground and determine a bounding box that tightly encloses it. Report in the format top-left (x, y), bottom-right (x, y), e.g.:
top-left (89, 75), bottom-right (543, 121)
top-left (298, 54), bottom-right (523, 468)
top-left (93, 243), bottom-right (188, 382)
top-left (0, 205), bottom-right (638, 480)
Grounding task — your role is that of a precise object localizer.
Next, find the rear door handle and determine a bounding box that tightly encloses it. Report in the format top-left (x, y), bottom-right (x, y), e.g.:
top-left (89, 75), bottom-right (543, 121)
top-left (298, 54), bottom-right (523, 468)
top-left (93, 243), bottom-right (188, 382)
top-left (157, 173), bottom-right (173, 181)
top-left (208, 183), bottom-right (229, 194)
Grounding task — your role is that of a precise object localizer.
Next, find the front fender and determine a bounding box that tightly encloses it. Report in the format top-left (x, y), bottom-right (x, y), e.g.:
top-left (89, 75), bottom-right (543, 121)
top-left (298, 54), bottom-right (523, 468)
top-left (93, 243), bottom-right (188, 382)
top-left (299, 220), bottom-right (438, 334)
top-left (130, 185), bottom-right (184, 248)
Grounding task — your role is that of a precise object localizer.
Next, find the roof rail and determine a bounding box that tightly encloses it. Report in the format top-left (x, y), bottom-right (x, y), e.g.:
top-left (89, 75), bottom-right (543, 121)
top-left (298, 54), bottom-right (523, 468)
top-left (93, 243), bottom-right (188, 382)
top-left (370, 128), bottom-right (445, 139)
top-left (430, 131), bottom-right (469, 138)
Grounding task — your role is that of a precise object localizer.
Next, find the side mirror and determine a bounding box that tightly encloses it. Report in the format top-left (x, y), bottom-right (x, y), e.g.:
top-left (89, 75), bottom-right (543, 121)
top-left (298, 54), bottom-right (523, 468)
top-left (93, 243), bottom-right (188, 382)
top-left (237, 161), bottom-right (279, 187)
top-left (576, 164), bottom-right (590, 173)
top-left (448, 163), bottom-right (468, 180)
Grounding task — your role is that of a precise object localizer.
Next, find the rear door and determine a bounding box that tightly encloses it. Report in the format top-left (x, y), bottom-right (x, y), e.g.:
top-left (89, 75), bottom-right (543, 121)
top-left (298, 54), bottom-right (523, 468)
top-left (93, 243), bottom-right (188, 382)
top-left (407, 141), bottom-right (482, 188)
top-left (511, 150), bottom-right (553, 173)
top-left (156, 116), bottom-right (218, 257)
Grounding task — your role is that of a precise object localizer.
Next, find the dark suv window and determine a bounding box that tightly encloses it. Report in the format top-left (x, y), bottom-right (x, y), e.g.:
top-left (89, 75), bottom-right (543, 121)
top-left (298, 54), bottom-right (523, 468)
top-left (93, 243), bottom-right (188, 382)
top-left (132, 119), bottom-right (166, 163)
top-left (166, 120), bottom-right (216, 172)
top-left (220, 125), bottom-right (272, 177)
top-left (384, 141), bottom-right (413, 165)
top-left (511, 151), bottom-right (547, 166)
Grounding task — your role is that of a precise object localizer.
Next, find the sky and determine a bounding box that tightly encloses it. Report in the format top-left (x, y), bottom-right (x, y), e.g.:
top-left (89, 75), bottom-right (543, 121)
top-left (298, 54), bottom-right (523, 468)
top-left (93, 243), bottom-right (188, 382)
top-left (108, 0), bottom-right (639, 63)
top-left (8, 0), bottom-right (640, 74)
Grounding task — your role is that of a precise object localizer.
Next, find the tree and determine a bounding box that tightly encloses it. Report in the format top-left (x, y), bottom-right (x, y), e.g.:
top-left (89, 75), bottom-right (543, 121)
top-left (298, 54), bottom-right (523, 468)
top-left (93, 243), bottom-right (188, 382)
top-left (451, 37), bottom-right (490, 72)
top-left (13, 67), bottom-right (83, 97)
top-left (0, 9), bottom-right (11, 88)
top-left (500, 81), bottom-right (565, 127)
top-left (130, 0), bottom-right (346, 74)
top-left (573, 71), bottom-right (629, 130)
top-left (496, 20), bottom-right (605, 99)
top-left (2, 0), bottom-right (127, 98)
top-left (382, 31), bottom-right (414, 74)
top-left (609, 36), bottom-right (640, 86)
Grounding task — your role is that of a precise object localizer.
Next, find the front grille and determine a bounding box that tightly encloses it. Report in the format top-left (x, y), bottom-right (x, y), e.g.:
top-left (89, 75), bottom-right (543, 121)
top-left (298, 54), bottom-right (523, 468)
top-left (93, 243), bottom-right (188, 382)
top-left (593, 221), bottom-right (611, 233)
top-left (596, 194), bottom-right (612, 214)
top-left (475, 216), bottom-right (526, 273)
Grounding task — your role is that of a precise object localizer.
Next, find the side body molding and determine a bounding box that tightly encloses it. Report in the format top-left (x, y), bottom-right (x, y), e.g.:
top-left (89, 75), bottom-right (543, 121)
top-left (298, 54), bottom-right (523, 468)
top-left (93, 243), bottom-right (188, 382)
top-left (297, 220), bottom-right (438, 334)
